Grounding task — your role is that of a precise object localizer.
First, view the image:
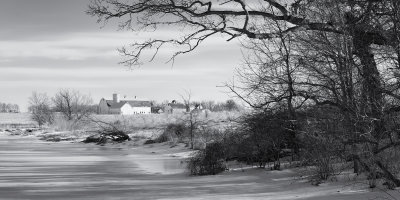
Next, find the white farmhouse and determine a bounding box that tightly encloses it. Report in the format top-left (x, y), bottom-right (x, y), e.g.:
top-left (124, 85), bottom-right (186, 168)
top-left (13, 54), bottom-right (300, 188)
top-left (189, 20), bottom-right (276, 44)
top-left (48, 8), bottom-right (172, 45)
top-left (99, 94), bottom-right (152, 115)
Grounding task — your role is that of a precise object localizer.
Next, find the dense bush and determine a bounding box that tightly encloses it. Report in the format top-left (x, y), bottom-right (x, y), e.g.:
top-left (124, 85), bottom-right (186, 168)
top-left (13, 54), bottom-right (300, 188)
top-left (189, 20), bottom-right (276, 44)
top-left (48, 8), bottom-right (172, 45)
top-left (155, 123), bottom-right (187, 143)
top-left (154, 131), bottom-right (170, 143)
top-left (187, 141), bottom-right (226, 175)
top-left (222, 111), bottom-right (293, 169)
top-left (165, 123), bottom-right (187, 138)
top-left (185, 111), bottom-right (294, 173)
top-left (300, 133), bottom-right (343, 182)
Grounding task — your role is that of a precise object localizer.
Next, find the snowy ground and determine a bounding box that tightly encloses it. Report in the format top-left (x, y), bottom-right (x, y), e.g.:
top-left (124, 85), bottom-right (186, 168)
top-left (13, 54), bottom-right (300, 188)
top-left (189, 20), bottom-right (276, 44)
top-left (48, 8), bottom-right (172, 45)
top-left (0, 131), bottom-right (399, 200)
top-left (0, 113), bottom-right (37, 129)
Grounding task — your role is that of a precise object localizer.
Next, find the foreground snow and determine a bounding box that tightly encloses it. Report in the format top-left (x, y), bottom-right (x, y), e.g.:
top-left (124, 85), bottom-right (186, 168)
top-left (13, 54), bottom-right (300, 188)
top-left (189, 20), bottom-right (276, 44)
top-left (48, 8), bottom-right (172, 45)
top-left (0, 131), bottom-right (399, 200)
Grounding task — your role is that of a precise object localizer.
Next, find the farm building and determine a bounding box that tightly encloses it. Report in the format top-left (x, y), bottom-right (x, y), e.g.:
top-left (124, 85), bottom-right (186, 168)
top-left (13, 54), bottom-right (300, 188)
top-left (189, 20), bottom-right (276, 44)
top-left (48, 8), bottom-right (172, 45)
top-left (163, 100), bottom-right (188, 114)
top-left (98, 94), bottom-right (152, 115)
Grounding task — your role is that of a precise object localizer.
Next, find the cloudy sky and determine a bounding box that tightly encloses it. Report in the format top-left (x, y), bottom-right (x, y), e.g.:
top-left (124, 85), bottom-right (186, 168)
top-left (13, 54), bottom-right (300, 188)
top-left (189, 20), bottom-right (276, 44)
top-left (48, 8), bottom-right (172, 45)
top-left (0, 0), bottom-right (243, 111)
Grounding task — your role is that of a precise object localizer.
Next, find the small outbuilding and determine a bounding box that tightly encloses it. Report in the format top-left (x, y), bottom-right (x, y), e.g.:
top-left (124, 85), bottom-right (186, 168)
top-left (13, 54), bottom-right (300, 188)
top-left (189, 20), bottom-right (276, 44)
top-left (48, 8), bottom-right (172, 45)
top-left (164, 100), bottom-right (187, 114)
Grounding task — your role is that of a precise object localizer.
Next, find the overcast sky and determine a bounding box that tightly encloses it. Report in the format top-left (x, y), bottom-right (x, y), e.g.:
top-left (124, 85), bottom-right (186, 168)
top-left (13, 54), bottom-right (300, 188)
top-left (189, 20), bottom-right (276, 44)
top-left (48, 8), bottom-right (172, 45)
top-left (0, 0), bottom-right (242, 112)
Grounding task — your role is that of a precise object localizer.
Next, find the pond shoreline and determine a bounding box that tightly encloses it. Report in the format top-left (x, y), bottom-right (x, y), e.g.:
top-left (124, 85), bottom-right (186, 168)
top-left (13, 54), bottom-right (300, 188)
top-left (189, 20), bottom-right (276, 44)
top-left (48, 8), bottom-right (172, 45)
top-left (0, 127), bottom-right (195, 173)
top-left (1, 129), bottom-right (399, 200)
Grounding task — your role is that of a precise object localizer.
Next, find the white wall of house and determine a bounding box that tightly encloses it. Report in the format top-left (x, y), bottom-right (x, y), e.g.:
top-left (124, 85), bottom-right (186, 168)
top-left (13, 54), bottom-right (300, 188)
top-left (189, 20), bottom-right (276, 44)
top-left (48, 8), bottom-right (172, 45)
top-left (132, 107), bottom-right (151, 114)
top-left (119, 105), bottom-right (151, 115)
top-left (98, 95), bottom-right (152, 115)
top-left (120, 104), bottom-right (134, 115)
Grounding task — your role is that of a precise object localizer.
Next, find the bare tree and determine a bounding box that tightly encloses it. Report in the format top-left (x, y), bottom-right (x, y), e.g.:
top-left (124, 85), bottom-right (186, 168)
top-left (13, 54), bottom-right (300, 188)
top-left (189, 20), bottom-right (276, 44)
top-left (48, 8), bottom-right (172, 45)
top-left (86, 0), bottom-right (400, 105)
top-left (178, 89), bottom-right (197, 148)
top-left (200, 100), bottom-right (215, 111)
top-left (87, 1), bottom-right (400, 128)
top-left (0, 102), bottom-right (19, 113)
top-left (226, 18), bottom-right (303, 157)
top-left (13, 104), bottom-right (20, 113)
top-left (185, 111), bottom-right (200, 149)
top-left (52, 89), bottom-right (94, 121)
top-left (179, 89), bottom-right (192, 112)
top-left (28, 92), bottom-right (53, 127)
top-left (0, 103), bottom-right (5, 112)
top-left (88, 0), bottom-right (400, 185)
top-left (223, 99), bottom-right (236, 111)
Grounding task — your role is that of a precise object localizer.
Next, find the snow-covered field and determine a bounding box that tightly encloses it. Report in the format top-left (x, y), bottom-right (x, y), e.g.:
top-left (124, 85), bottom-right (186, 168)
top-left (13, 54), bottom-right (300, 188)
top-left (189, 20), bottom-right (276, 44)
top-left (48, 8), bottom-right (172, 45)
top-left (92, 111), bottom-right (241, 130)
top-left (0, 111), bottom-right (240, 131)
top-left (0, 113), bottom-right (37, 128)
top-left (1, 113), bottom-right (399, 199)
top-left (0, 130), bottom-right (399, 200)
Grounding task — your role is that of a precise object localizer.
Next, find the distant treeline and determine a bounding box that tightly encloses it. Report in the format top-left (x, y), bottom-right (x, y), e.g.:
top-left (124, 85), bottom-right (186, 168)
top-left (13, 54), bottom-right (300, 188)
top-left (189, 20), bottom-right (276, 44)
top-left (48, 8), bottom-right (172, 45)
top-left (195, 100), bottom-right (240, 112)
top-left (154, 99), bottom-right (241, 112)
top-left (0, 102), bottom-right (20, 113)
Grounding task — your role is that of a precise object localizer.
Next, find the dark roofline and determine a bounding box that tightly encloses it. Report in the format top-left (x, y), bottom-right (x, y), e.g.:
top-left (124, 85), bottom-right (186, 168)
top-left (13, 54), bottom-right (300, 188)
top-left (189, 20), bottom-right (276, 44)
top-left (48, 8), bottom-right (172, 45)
top-left (104, 99), bottom-right (151, 108)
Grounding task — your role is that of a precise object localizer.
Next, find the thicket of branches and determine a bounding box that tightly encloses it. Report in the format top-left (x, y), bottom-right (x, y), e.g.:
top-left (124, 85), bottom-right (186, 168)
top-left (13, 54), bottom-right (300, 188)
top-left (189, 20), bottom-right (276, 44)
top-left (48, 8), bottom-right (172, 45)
top-left (88, 0), bottom-right (400, 185)
top-left (28, 92), bottom-right (54, 127)
top-left (52, 89), bottom-right (94, 121)
top-left (28, 89), bottom-right (95, 127)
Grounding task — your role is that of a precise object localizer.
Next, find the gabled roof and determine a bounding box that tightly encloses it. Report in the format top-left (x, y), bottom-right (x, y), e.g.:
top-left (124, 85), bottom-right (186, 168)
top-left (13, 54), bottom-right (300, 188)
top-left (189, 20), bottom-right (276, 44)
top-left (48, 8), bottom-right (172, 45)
top-left (107, 101), bottom-right (127, 109)
top-left (126, 100), bottom-right (152, 107)
top-left (105, 100), bottom-right (151, 109)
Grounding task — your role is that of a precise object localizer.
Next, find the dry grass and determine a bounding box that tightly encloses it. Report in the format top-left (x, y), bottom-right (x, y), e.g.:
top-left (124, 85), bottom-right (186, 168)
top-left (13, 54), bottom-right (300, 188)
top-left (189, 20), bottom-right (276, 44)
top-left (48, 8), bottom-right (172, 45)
top-left (0, 113), bottom-right (35, 124)
top-left (0, 113), bottom-right (37, 128)
top-left (49, 116), bottom-right (84, 131)
top-left (0, 111), bottom-right (243, 144)
top-left (91, 111), bottom-right (242, 130)
top-left (80, 111), bottom-right (243, 143)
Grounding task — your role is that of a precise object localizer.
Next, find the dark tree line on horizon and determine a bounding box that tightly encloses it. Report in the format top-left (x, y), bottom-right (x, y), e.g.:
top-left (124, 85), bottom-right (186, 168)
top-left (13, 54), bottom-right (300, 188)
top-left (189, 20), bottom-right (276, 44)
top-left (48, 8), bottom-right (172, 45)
top-left (0, 102), bottom-right (19, 113)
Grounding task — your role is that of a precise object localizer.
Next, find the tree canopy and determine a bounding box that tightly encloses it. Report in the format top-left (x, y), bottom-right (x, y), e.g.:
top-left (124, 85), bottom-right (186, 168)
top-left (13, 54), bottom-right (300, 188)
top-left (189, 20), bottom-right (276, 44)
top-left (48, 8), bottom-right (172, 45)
top-left (88, 0), bottom-right (400, 65)
top-left (88, 0), bottom-right (400, 186)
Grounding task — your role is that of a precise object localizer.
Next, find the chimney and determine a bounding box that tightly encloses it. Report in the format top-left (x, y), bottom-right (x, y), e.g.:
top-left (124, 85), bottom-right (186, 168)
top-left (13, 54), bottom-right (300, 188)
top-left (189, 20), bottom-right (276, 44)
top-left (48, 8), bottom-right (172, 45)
top-left (113, 93), bottom-right (120, 103)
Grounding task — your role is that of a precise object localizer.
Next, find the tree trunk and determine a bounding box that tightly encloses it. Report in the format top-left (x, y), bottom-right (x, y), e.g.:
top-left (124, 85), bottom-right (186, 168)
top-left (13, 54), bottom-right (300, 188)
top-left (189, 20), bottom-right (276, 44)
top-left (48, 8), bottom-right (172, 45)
top-left (353, 156), bottom-right (360, 174)
top-left (190, 122), bottom-right (194, 149)
top-left (376, 160), bottom-right (400, 187)
top-left (352, 34), bottom-right (400, 186)
top-left (353, 36), bottom-right (384, 139)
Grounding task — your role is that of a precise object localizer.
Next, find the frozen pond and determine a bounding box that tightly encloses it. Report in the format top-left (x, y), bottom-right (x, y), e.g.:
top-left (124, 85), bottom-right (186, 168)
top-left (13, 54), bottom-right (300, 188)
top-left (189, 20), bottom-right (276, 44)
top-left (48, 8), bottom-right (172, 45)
top-left (0, 134), bottom-right (187, 199)
top-left (1, 133), bottom-right (399, 200)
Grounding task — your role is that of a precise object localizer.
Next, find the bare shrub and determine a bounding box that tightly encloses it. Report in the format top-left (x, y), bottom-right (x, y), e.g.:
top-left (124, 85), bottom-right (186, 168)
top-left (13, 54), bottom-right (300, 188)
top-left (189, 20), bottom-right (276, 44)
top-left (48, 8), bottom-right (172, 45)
top-left (192, 126), bottom-right (226, 150)
top-left (28, 92), bottom-right (53, 127)
top-left (299, 106), bottom-right (349, 183)
top-left (187, 141), bottom-right (226, 175)
top-left (154, 123), bottom-right (187, 143)
top-left (50, 116), bottom-right (82, 131)
top-left (165, 123), bottom-right (187, 140)
top-left (301, 134), bottom-right (343, 182)
top-left (227, 111), bottom-right (292, 169)
top-left (52, 89), bottom-right (94, 121)
top-left (154, 131), bottom-right (170, 143)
